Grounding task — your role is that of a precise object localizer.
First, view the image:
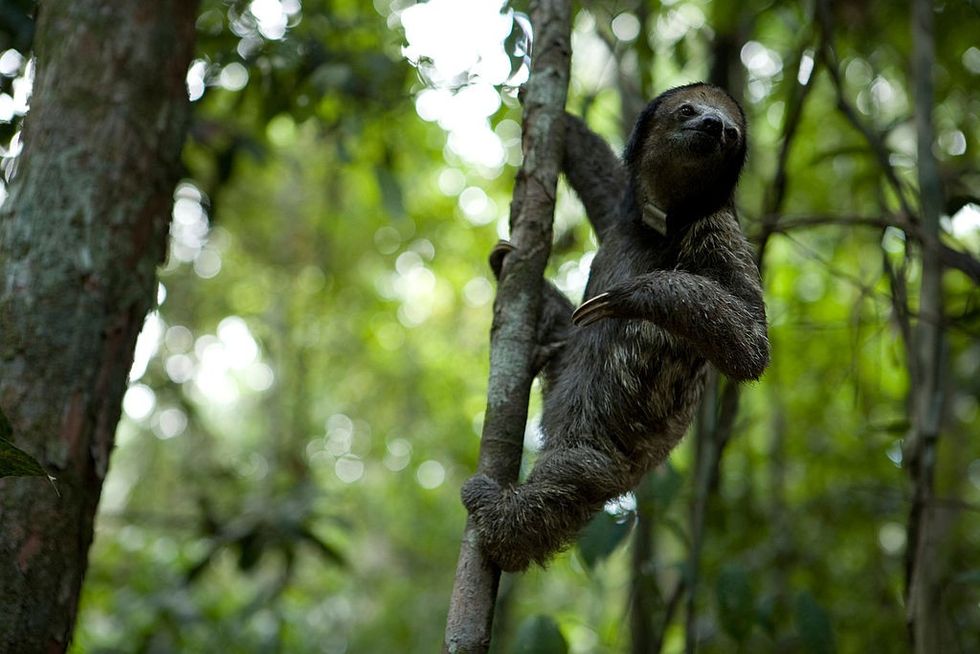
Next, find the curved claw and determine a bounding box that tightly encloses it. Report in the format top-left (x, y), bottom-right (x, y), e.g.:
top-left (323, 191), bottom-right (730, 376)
top-left (572, 292), bottom-right (614, 327)
top-left (488, 240), bottom-right (516, 280)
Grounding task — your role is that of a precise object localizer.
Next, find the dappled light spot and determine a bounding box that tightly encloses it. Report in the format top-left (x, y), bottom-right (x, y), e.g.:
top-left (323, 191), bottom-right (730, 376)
top-left (567, 625), bottom-right (599, 652)
top-left (964, 46), bottom-right (980, 74)
top-left (266, 114), bottom-right (297, 146)
top-left (604, 492), bottom-right (636, 516)
top-left (939, 130), bottom-right (967, 157)
top-left (383, 438), bottom-right (411, 472)
top-left (951, 203), bottom-right (980, 239)
top-left (458, 186), bottom-right (497, 225)
top-left (655, 4), bottom-right (705, 45)
top-left (239, 453), bottom-right (269, 479)
top-left (741, 41), bottom-right (782, 102)
top-left (217, 316), bottom-right (259, 369)
top-left (556, 251), bottom-right (594, 299)
top-left (8, 56), bottom-right (32, 114)
top-left (878, 523), bottom-right (906, 555)
top-left (0, 94), bottom-right (13, 122)
top-left (243, 362), bottom-right (274, 392)
top-left (194, 247), bottom-right (222, 278)
top-left (193, 335), bottom-right (240, 404)
top-left (326, 414), bottom-right (354, 457)
top-left (741, 41), bottom-right (783, 78)
top-left (392, 252), bottom-right (436, 326)
top-left (218, 62), bottom-right (249, 92)
top-left (410, 238), bottom-right (436, 261)
top-left (400, 0), bottom-right (513, 87)
top-left (416, 460), bottom-right (445, 489)
top-left (524, 414), bottom-right (543, 450)
top-left (122, 384), bottom-right (156, 422)
top-left (395, 250), bottom-right (423, 274)
top-left (164, 325), bottom-right (194, 353)
top-left (335, 456), bottom-right (364, 484)
top-left (170, 184), bottom-right (210, 263)
top-left (401, 0), bottom-right (514, 169)
top-left (797, 51), bottom-right (815, 85)
top-left (154, 407), bottom-right (188, 440)
top-left (374, 225), bottom-right (401, 255)
top-left (130, 312), bottom-right (164, 382)
top-left (437, 167), bottom-right (466, 197)
top-left (0, 49), bottom-right (23, 76)
top-left (794, 271), bottom-right (825, 303)
top-left (886, 441), bottom-right (903, 468)
top-left (857, 75), bottom-right (908, 118)
top-left (249, 0), bottom-right (300, 41)
top-left (611, 13), bottom-right (640, 42)
top-left (462, 276), bottom-right (492, 307)
top-left (846, 58), bottom-right (873, 86)
top-left (186, 60), bottom-right (207, 101)
top-left (165, 354), bottom-right (194, 384)
top-left (447, 121), bottom-right (506, 169)
top-left (766, 100), bottom-right (785, 129)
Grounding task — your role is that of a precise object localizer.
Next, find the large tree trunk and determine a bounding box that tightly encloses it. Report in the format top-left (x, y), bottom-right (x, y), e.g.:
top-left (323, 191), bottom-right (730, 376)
top-left (0, 1), bottom-right (197, 649)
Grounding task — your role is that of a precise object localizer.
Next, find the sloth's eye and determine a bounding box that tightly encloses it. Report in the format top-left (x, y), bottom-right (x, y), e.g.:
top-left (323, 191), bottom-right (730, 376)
top-left (678, 104), bottom-right (696, 117)
top-left (725, 127), bottom-right (739, 141)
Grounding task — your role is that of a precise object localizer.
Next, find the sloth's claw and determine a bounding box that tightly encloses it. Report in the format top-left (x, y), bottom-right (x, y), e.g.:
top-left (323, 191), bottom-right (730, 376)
top-left (489, 240), bottom-right (516, 279)
top-left (572, 293), bottom-right (615, 327)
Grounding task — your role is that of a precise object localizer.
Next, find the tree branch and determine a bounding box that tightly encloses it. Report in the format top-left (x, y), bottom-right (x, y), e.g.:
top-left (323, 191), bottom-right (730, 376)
top-left (755, 213), bottom-right (980, 284)
top-left (443, 2), bottom-right (572, 652)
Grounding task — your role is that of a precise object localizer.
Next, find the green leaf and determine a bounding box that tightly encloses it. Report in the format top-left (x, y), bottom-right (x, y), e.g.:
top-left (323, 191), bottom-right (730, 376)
top-left (716, 563), bottom-right (755, 644)
top-left (513, 615), bottom-right (567, 654)
top-left (795, 591), bottom-right (836, 654)
top-left (0, 408), bottom-right (46, 478)
top-left (0, 436), bottom-right (45, 478)
top-left (576, 509), bottom-right (633, 570)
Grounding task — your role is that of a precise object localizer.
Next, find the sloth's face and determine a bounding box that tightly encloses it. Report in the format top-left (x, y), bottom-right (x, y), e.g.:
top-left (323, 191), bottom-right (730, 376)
top-left (659, 88), bottom-right (744, 161)
top-left (634, 85), bottom-right (747, 212)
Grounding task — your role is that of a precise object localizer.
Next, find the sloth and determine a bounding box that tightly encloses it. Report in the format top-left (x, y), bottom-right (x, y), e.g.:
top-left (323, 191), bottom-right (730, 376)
top-left (462, 83), bottom-right (769, 572)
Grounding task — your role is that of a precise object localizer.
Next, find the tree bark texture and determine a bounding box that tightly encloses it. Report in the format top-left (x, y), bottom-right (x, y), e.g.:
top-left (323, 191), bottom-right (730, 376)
top-left (443, 2), bottom-right (571, 652)
top-left (0, 1), bottom-right (197, 650)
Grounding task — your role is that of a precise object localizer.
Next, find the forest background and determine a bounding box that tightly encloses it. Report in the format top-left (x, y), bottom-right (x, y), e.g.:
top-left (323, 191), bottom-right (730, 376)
top-left (0, 0), bottom-right (978, 652)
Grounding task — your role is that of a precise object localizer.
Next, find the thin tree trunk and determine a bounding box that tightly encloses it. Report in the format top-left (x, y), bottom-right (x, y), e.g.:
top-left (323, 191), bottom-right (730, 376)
top-left (443, 2), bottom-right (571, 652)
top-left (0, 2), bottom-right (197, 650)
top-left (684, 370), bottom-right (718, 654)
top-left (630, 505), bottom-right (656, 654)
top-left (905, 0), bottom-right (946, 651)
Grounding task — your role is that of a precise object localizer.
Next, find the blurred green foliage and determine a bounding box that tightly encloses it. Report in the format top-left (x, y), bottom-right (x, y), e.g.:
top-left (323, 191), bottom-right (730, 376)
top-left (0, 0), bottom-right (976, 652)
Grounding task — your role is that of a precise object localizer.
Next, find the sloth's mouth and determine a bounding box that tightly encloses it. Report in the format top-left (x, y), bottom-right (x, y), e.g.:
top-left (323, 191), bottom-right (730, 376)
top-left (684, 127), bottom-right (721, 139)
top-left (683, 128), bottom-right (721, 153)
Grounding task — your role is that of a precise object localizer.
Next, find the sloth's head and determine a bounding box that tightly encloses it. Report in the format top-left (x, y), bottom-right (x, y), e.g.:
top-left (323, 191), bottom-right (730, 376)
top-left (624, 83), bottom-right (747, 218)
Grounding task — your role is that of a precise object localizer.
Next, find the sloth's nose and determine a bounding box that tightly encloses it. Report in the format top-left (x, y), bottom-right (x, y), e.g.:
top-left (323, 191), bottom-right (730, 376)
top-left (697, 114), bottom-right (723, 137)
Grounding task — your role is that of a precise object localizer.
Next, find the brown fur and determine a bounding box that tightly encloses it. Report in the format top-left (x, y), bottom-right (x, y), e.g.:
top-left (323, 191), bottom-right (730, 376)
top-left (462, 84), bottom-right (769, 572)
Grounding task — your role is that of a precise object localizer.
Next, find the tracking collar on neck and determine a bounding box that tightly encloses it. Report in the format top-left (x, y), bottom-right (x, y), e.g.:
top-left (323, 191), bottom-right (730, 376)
top-left (641, 201), bottom-right (668, 235)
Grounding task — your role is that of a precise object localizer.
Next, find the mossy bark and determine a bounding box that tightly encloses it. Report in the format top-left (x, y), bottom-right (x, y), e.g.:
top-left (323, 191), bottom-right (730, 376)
top-left (0, 2), bottom-right (197, 649)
